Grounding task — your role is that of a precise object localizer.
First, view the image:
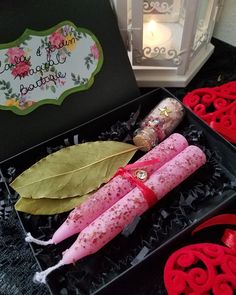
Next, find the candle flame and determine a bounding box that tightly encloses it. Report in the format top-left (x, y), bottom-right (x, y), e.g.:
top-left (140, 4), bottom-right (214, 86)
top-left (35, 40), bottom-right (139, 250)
top-left (147, 20), bottom-right (157, 37)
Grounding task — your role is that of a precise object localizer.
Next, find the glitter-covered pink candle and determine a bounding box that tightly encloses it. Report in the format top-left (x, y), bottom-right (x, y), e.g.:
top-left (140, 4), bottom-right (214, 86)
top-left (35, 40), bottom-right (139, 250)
top-left (34, 145), bottom-right (206, 283)
top-left (28, 133), bottom-right (188, 246)
top-left (61, 145), bottom-right (206, 264)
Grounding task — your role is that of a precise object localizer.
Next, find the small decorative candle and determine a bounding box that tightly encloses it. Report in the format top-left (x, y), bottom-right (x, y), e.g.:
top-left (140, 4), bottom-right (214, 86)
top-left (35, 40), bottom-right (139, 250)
top-left (133, 97), bottom-right (185, 151)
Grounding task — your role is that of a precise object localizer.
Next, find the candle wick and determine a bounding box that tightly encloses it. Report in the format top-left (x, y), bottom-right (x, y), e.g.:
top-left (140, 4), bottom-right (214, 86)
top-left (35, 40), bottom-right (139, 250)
top-left (25, 232), bottom-right (53, 245)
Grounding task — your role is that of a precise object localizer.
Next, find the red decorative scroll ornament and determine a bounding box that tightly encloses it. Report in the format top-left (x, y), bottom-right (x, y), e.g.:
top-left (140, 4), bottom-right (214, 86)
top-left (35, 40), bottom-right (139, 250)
top-left (183, 81), bottom-right (236, 143)
top-left (164, 214), bottom-right (236, 294)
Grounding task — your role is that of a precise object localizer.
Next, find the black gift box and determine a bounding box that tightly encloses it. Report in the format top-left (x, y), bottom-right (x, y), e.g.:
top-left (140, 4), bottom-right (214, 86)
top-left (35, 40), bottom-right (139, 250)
top-left (1, 87), bottom-right (236, 295)
top-left (0, 1), bottom-right (236, 295)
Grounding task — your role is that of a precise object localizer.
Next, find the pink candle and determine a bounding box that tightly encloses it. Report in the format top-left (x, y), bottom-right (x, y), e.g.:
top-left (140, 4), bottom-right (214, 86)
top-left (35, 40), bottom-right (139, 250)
top-left (27, 133), bottom-right (188, 246)
top-left (52, 133), bottom-right (187, 244)
top-left (34, 145), bottom-right (206, 283)
top-left (62, 145), bottom-right (206, 263)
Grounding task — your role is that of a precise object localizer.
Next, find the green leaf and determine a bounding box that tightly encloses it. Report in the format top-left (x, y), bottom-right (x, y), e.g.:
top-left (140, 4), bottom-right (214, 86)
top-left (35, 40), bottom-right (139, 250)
top-left (11, 141), bottom-right (138, 199)
top-left (15, 193), bottom-right (90, 215)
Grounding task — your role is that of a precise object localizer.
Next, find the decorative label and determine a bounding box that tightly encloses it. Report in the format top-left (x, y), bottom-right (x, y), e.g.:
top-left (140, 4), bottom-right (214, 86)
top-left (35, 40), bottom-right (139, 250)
top-left (0, 21), bottom-right (103, 115)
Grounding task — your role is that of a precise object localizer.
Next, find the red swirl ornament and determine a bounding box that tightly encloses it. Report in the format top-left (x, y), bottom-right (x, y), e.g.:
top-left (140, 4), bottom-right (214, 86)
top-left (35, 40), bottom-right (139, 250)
top-left (164, 214), bottom-right (236, 294)
top-left (164, 243), bottom-right (236, 295)
top-left (183, 81), bottom-right (236, 143)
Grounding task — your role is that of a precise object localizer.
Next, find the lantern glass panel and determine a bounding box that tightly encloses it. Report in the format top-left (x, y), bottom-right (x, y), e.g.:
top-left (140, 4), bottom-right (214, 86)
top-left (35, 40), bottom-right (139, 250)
top-left (192, 0), bottom-right (213, 54)
top-left (128, 0), bottom-right (132, 26)
top-left (141, 0), bottom-right (186, 65)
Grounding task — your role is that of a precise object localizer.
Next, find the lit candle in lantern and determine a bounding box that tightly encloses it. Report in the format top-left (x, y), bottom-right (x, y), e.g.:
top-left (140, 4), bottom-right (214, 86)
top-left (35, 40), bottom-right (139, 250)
top-left (143, 20), bottom-right (172, 55)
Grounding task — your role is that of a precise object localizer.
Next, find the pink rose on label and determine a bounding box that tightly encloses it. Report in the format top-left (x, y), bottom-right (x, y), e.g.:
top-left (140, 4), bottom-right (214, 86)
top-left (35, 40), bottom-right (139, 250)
top-left (49, 30), bottom-right (65, 47)
top-left (7, 47), bottom-right (25, 64)
top-left (11, 62), bottom-right (30, 78)
top-left (90, 43), bottom-right (99, 59)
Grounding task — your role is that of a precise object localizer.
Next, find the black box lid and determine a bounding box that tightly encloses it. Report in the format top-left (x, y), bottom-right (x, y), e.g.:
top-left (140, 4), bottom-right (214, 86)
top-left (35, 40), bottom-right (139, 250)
top-left (0, 0), bottom-right (139, 162)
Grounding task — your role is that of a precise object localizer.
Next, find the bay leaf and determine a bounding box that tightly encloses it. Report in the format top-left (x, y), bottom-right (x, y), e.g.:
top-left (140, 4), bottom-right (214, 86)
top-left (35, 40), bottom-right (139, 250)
top-left (11, 141), bottom-right (138, 199)
top-left (15, 193), bottom-right (90, 215)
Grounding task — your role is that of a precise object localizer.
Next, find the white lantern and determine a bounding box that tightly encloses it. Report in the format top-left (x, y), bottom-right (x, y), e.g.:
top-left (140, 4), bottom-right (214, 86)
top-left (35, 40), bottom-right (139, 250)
top-left (113, 0), bottom-right (222, 87)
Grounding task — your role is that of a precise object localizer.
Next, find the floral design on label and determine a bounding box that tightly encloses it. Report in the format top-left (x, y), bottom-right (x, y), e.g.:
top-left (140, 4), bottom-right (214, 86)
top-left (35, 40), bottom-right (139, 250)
top-left (0, 21), bottom-right (103, 115)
